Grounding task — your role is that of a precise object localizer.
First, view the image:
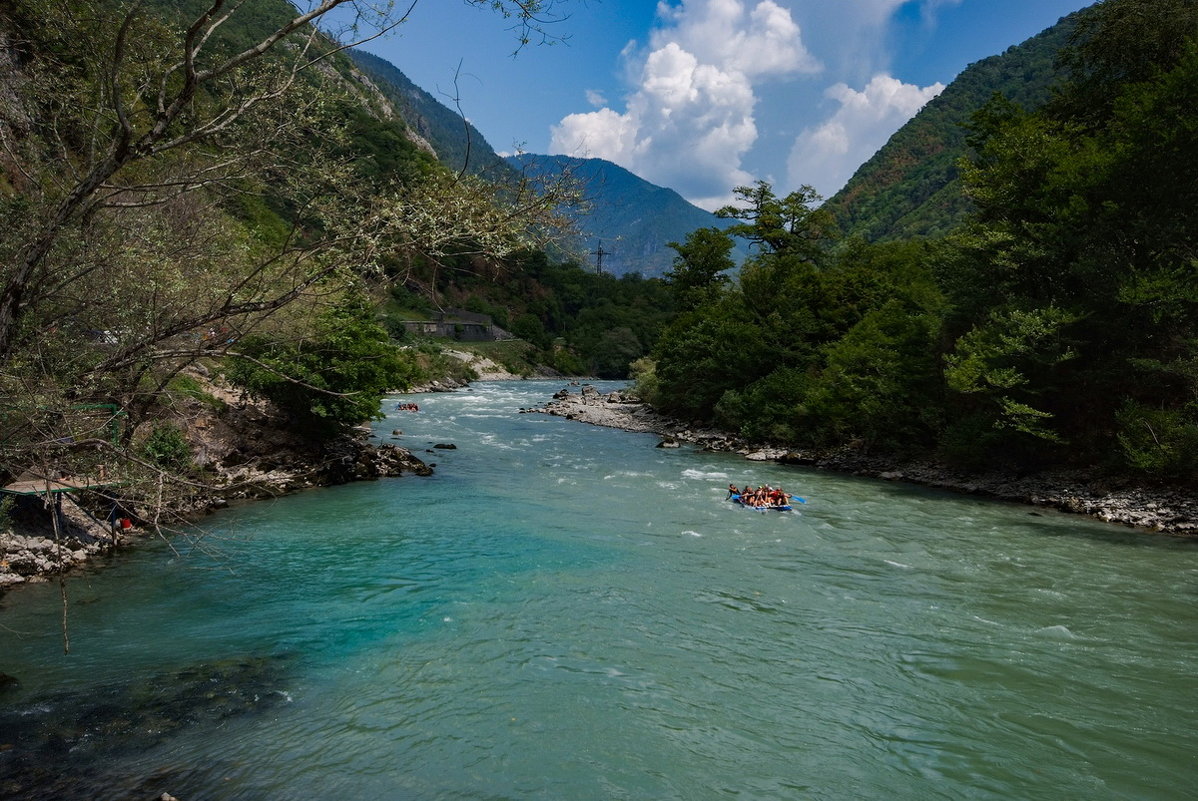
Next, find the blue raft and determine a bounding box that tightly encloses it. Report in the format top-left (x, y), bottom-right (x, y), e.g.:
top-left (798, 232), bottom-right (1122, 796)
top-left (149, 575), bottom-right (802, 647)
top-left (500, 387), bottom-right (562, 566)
top-left (729, 493), bottom-right (795, 511)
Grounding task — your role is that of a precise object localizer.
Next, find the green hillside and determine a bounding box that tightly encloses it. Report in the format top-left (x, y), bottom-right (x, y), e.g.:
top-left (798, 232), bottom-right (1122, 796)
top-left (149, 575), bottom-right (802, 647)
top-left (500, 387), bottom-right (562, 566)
top-left (347, 49), bottom-right (516, 182)
top-left (506, 154), bottom-right (745, 276)
top-left (823, 8), bottom-right (1084, 241)
top-left (641, 0), bottom-right (1198, 482)
top-left (0, 0), bottom-right (678, 514)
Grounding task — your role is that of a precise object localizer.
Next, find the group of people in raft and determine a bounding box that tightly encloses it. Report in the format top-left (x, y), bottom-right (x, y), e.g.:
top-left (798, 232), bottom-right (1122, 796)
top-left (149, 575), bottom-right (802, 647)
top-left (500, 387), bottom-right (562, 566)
top-left (395, 402), bottom-right (420, 411)
top-left (728, 483), bottom-right (793, 508)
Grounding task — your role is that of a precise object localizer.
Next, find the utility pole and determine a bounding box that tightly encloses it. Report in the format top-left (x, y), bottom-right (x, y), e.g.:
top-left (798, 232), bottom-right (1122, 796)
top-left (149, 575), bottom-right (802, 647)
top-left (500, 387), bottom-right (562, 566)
top-left (591, 241), bottom-right (609, 275)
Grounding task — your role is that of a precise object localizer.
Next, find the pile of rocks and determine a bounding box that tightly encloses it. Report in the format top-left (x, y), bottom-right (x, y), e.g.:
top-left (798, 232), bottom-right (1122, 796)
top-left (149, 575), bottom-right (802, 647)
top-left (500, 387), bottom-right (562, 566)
top-left (1, 534), bottom-right (101, 589)
top-left (0, 502), bottom-right (126, 589)
top-left (534, 385), bottom-right (698, 435)
top-left (212, 435), bottom-right (432, 502)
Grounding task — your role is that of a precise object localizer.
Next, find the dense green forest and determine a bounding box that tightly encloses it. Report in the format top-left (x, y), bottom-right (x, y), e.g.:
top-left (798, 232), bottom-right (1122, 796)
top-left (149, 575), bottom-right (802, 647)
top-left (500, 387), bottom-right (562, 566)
top-left (640, 0), bottom-right (1198, 482)
top-left (821, 8), bottom-right (1081, 241)
top-left (378, 246), bottom-right (675, 379)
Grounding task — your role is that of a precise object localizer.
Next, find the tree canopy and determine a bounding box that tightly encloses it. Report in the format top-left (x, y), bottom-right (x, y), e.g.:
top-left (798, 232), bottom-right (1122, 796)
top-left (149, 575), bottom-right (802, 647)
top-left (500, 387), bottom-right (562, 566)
top-left (640, 0), bottom-right (1198, 482)
top-left (0, 0), bottom-right (578, 513)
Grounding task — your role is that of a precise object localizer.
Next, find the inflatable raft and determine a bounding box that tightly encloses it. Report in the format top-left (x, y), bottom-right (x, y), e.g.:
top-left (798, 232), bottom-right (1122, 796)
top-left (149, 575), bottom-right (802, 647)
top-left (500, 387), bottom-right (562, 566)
top-left (729, 493), bottom-right (794, 511)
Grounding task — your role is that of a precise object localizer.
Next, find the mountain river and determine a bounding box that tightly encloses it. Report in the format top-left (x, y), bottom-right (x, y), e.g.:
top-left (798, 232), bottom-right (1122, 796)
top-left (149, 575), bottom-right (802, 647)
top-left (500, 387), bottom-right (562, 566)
top-left (1, 380), bottom-right (1195, 800)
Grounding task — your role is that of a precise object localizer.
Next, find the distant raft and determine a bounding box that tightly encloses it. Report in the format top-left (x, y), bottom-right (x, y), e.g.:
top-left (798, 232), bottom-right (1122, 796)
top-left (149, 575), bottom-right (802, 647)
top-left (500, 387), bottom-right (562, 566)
top-left (729, 493), bottom-right (794, 512)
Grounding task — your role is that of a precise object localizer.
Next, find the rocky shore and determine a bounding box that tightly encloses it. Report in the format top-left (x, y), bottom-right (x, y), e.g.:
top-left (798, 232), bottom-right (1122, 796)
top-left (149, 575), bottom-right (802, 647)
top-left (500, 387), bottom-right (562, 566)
top-left (0, 347), bottom-right (544, 592)
top-left (532, 384), bottom-right (1198, 536)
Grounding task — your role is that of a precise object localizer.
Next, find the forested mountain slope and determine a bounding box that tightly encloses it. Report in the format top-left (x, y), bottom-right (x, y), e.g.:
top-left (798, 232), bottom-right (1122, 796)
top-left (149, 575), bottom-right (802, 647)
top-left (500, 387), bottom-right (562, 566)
top-left (822, 9), bottom-right (1082, 241)
top-left (347, 49), bottom-right (516, 181)
top-left (506, 154), bottom-right (744, 276)
top-left (643, 0), bottom-right (1198, 483)
top-left (0, 0), bottom-right (614, 523)
top-left (345, 53), bottom-right (728, 277)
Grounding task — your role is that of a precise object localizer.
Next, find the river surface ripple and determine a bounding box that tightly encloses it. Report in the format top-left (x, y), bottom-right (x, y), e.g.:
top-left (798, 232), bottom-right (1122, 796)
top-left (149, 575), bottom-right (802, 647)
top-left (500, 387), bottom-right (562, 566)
top-left (1, 380), bottom-right (1196, 800)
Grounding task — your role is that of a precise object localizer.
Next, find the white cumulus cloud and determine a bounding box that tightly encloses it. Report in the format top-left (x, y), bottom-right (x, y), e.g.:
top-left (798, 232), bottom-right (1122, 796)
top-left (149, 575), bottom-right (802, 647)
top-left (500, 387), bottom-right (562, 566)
top-left (654, 0), bottom-right (820, 77)
top-left (787, 73), bottom-right (944, 198)
top-left (550, 0), bottom-right (818, 210)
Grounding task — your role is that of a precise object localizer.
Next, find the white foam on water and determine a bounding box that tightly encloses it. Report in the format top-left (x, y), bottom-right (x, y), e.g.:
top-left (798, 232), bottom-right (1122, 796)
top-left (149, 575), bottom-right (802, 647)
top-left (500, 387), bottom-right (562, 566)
top-left (603, 470), bottom-right (652, 480)
top-left (682, 468), bottom-right (729, 480)
top-left (1036, 624), bottom-right (1076, 639)
top-left (884, 559), bottom-right (912, 569)
top-left (476, 435), bottom-right (523, 451)
top-left (682, 530), bottom-right (702, 537)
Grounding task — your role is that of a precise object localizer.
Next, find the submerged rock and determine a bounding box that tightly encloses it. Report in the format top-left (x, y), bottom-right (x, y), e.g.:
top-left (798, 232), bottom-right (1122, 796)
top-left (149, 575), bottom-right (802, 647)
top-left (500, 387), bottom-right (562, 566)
top-left (0, 654), bottom-right (292, 800)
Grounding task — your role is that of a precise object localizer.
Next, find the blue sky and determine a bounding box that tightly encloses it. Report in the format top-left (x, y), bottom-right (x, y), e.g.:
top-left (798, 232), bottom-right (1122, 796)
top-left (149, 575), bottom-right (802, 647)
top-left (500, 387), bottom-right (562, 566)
top-left (358, 0), bottom-right (1093, 210)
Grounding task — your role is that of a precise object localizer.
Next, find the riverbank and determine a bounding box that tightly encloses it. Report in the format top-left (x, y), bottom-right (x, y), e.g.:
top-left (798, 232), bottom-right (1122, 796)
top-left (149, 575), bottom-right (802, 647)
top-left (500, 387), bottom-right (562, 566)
top-left (1, 383), bottom-right (432, 593)
top-left (532, 384), bottom-right (1198, 536)
top-left (0, 345), bottom-right (547, 591)
top-left (407, 347), bottom-right (564, 392)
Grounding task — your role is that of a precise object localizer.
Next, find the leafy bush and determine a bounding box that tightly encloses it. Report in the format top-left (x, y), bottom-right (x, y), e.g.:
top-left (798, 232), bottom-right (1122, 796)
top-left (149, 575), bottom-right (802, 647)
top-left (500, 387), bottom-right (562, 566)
top-left (629, 357), bottom-right (660, 405)
top-left (226, 293), bottom-right (421, 439)
top-left (715, 368), bottom-right (813, 445)
top-left (805, 301), bottom-right (943, 451)
top-left (1116, 403), bottom-right (1198, 479)
top-left (166, 374), bottom-right (225, 411)
top-left (510, 313), bottom-right (550, 349)
top-left (141, 424), bottom-right (192, 471)
top-left (943, 305), bottom-right (1078, 444)
top-left (0, 496), bottom-right (15, 530)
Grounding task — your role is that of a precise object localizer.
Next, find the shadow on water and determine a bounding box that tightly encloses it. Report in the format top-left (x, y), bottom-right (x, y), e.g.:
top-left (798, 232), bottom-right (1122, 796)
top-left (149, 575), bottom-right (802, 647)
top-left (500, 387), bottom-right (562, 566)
top-left (0, 654), bottom-right (292, 801)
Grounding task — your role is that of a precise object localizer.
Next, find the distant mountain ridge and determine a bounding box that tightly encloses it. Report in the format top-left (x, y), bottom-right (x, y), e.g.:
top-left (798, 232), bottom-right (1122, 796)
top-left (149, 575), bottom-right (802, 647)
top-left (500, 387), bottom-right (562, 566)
top-left (348, 51), bottom-right (728, 276)
top-left (348, 13), bottom-right (1091, 271)
top-left (507, 154), bottom-right (742, 277)
top-left (822, 10), bottom-right (1084, 241)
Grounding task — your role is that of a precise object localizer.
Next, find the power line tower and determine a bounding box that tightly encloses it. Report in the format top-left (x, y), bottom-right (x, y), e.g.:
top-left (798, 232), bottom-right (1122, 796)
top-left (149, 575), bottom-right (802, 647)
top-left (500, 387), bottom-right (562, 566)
top-left (591, 241), bottom-right (610, 275)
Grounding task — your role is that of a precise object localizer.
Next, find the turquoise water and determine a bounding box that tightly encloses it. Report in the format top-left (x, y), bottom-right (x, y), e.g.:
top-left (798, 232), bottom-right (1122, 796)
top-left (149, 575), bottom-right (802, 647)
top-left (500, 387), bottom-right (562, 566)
top-left (2, 380), bottom-right (1196, 800)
